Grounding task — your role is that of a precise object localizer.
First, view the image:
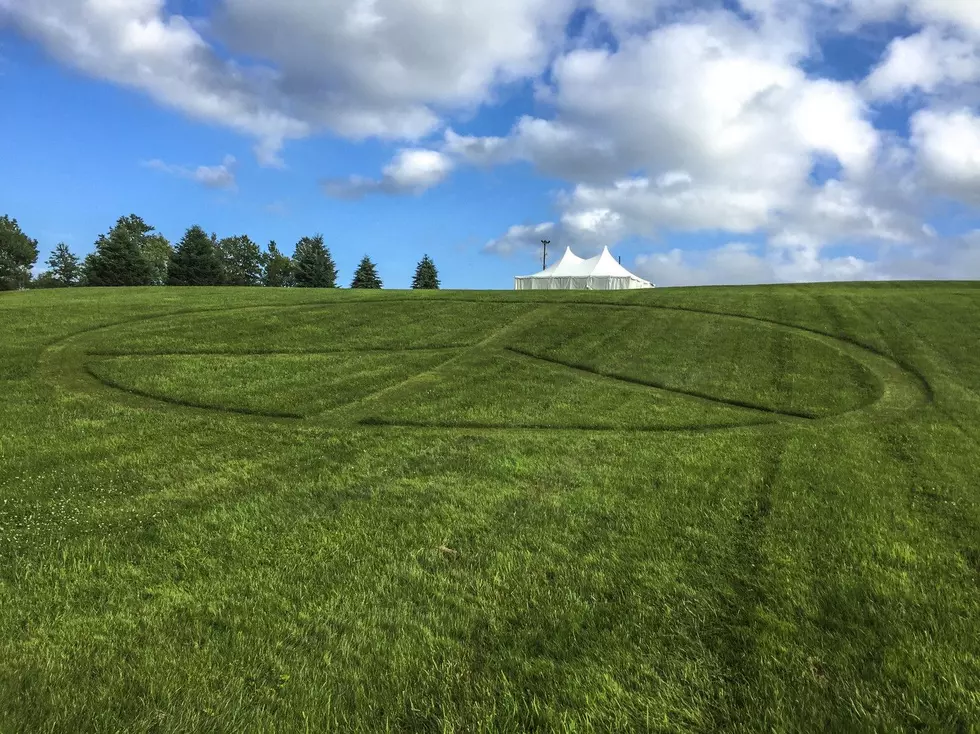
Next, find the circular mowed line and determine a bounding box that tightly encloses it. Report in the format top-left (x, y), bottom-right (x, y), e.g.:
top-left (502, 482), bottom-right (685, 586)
top-left (39, 299), bottom-right (931, 432)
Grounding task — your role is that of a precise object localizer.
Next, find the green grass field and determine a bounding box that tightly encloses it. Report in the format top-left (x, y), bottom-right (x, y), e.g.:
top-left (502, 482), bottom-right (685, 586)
top-left (2, 283), bottom-right (979, 732)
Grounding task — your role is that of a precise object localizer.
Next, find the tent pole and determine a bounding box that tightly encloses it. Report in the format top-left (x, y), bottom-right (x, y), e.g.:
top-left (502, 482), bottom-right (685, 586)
top-left (541, 239), bottom-right (550, 271)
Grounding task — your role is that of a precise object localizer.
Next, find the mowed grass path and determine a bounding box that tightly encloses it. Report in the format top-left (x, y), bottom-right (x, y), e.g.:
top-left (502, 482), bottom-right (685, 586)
top-left (1, 283), bottom-right (979, 732)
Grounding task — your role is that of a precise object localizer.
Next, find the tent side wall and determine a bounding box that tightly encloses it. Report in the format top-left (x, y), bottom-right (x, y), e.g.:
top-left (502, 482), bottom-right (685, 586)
top-left (515, 275), bottom-right (653, 290)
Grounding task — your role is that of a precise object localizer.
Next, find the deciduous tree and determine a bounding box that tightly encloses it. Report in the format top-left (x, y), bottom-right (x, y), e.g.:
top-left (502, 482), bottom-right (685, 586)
top-left (0, 215), bottom-right (39, 291)
top-left (263, 241), bottom-right (294, 287)
top-left (218, 234), bottom-right (264, 285)
top-left (141, 233), bottom-right (173, 286)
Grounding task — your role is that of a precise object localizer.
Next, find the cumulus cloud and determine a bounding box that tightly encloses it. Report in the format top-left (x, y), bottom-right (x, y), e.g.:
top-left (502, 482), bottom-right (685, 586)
top-left (6, 0), bottom-right (980, 283)
top-left (632, 230), bottom-right (980, 286)
top-left (911, 108), bottom-right (980, 205)
top-left (461, 11), bottom-right (883, 239)
top-left (635, 243), bottom-right (792, 286)
top-left (322, 149), bottom-right (454, 199)
top-left (865, 27), bottom-right (980, 100)
top-left (474, 3), bottom-right (980, 283)
top-left (869, 0), bottom-right (980, 36)
top-left (0, 0), bottom-right (576, 164)
top-left (143, 154), bottom-right (238, 190)
top-left (2, 0), bottom-right (309, 167)
top-left (483, 222), bottom-right (556, 255)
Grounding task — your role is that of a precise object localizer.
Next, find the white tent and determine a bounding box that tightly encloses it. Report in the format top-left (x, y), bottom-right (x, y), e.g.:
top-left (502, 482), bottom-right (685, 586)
top-left (514, 246), bottom-right (654, 290)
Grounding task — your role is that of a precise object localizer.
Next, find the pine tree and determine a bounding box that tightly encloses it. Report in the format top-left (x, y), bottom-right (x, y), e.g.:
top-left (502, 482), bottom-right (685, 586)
top-left (350, 255), bottom-right (382, 289)
top-left (263, 241), bottom-right (294, 287)
top-left (0, 215), bottom-right (39, 291)
top-left (84, 217), bottom-right (154, 286)
top-left (293, 235), bottom-right (337, 288)
top-left (46, 242), bottom-right (81, 286)
top-left (167, 225), bottom-right (224, 286)
top-left (218, 234), bottom-right (264, 285)
top-left (411, 254), bottom-right (440, 289)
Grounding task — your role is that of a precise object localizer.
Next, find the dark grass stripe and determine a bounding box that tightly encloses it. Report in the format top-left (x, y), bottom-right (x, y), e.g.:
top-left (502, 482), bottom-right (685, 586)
top-left (880, 424), bottom-right (980, 581)
top-left (82, 364), bottom-right (304, 420)
top-left (46, 295), bottom-right (931, 407)
top-left (711, 430), bottom-right (790, 729)
top-left (503, 347), bottom-right (817, 420)
top-left (659, 301), bottom-right (936, 406)
top-left (45, 295), bottom-right (932, 428)
top-left (85, 345), bottom-right (470, 357)
top-left (356, 416), bottom-right (774, 433)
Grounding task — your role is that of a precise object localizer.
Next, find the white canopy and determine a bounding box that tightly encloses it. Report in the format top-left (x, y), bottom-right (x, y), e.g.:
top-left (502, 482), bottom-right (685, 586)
top-left (514, 246), bottom-right (654, 290)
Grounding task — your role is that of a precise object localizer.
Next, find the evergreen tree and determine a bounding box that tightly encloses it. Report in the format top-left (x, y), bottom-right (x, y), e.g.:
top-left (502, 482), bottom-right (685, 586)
top-left (411, 254), bottom-right (440, 289)
top-left (0, 215), bottom-right (39, 291)
top-left (90, 214), bottom-right (170, 285)
top-left (293, 234), bottom-right (337, 288)
top-left (84, 217), bottom-right (154, 286)
top-left (263, 241), bottom-right (294, 287)
top-left (167, 225), bottom-right (224, 286)
top-left (218, 234), bottom-right (264, 285)
top-left (350, 255), bottom-right (382, 289)
top-left (45, 242), bottom-right (81, 286)
top-left (30, 272), bottom-right (60, 289)
top-left (80, 253), bottom-right (98, 286)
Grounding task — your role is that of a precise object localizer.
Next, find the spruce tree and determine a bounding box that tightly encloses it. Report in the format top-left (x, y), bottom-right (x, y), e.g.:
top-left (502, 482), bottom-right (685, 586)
top-left (167, 225), bottom-right (224, 286)
top-left (46, 242), bottom-right (81, 286)
top-left (411, 254), bottom-right (440, 289)
top-left (293, 235), bottom-right (337, 288)
top-left (218, 234), bottom-right (264, 285)
top-left (263, 241), bottom-right (294, 287)
top-left (85, 218), bottom-right (154, 286)
top-left (350, 255), bottom-right (382, 289)
top-left (0, 215), bottom-right (39, 291)
top-left (88, 214), bottom-right (170, 285)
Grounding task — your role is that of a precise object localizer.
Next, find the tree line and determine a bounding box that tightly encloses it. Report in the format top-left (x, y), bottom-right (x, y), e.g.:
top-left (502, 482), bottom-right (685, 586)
top-left (0, 214), bottom-right (440, 291)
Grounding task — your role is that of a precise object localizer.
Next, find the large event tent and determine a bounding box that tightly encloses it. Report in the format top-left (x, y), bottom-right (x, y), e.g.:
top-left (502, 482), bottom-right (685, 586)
top-left (514, 246), bottom-right (654, 290)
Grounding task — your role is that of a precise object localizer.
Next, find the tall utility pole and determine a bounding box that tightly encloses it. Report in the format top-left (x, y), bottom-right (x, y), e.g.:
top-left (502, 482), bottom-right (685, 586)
top-left (540, 239), bottom-right (550, 271)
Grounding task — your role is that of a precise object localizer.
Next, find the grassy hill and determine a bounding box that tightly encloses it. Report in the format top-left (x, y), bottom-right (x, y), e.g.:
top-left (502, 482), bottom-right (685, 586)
top-left (1, 282), bottom-right (979, 732)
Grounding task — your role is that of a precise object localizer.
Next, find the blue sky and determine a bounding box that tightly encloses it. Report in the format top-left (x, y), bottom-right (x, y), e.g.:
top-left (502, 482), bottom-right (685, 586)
top-left (1, 0), bottom-right (979, 287)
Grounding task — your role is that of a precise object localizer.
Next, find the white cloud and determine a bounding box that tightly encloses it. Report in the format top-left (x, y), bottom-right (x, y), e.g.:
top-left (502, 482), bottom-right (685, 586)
top-left (562, 174), bottom-right (784, 237)
top-left (865, 26), bottom-right (980, 100)
top-left (2, 0), bottom-right (576, 164)
top-left (483, 222), bottom-right (556, 255)
top-left (2, 0), bottom-right (309, 167)
top-left (634, 243), bottom-right (785, 286)
top-left (461, 11), bottom-right (882, 241)
top-left (323, 148), bottom-right (454, 198)
top-left (632, 228), bottom-right (980, 286)
top-left (143, 154), bottom-right (238, 190)
top-left (820, 0), bottom-right (980, 36)
top-left (771, 175), bottom-right (924, 248)
top-left (7, 0), bottom-right (980, 284)
top-left (443, 129), bottom-right (512, 167)
top-left (911, 107), bottom-right (980, 205)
